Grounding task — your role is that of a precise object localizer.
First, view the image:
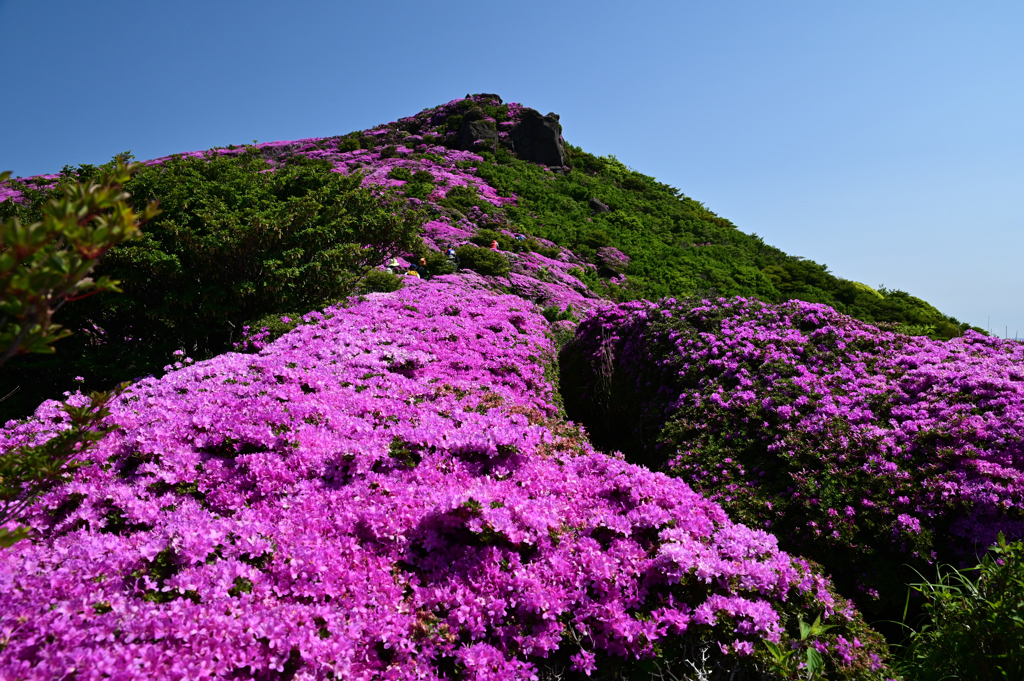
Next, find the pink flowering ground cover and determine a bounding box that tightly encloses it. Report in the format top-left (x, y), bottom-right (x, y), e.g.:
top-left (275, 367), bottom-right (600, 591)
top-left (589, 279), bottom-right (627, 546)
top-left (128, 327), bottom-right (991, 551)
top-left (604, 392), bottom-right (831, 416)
top-left (0, 279), bottom-right (891, 680)
top-left (560, 296), bottom-right (1024, 616)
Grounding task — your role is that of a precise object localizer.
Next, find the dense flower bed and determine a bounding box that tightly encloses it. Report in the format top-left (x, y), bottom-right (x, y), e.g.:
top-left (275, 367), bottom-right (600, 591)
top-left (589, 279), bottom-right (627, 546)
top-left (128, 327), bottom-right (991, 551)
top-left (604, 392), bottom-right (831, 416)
top-left (596, 247), bottom-right (630, 275)
top-left (1, 280), bottom-right (891, 680)
top-left (560, 296), bottom-right (1024, 612)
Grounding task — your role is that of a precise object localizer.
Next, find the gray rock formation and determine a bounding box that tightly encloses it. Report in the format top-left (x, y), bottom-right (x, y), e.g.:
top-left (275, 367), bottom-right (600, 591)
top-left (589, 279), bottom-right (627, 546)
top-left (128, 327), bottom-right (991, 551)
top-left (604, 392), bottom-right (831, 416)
top-left (458, 109), bottom-right (499, 150)
top-left (510, 108), bottom-right (565, 167)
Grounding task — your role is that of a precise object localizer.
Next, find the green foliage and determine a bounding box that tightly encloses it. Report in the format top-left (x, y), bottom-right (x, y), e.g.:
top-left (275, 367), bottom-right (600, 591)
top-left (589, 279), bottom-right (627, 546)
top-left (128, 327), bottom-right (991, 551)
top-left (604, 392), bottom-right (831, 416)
top-left (436, 185), bottom-right (497, 216)
top-left (763, 614), bottom-right (836, 680)
top-left (0, 159), bottom-right (158, 368)
top-left (454, 244), bottom-right (509, 277)
top-left (403, 171), bottom-right (435, 201)
top-left (0, 386), bottom-right (123, 547)
top-left (471, 145), bottom-right (971, 339)
top-left (387, 167), bottom-right (413, 182)
top-left (898, 534), bottom-right (1024, 680)
top-left (360, 269), bottom-right (405, 294)
top-left (540, 304), bottom-right (577, 324)
top-left (469, 228), bottom-right (514, 252)
top-left (422, 250), bottom-right (456, 277)
top-left (0, 150), bottom-right (423, 421)
top-left (242, 312), bottom-right (304, 348)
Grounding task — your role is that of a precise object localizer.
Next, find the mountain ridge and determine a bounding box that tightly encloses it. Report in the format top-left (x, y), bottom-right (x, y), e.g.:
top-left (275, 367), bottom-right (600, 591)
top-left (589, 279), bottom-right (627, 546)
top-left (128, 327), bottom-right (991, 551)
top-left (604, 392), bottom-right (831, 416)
top-left (0, 93), bottom-right (974, 421)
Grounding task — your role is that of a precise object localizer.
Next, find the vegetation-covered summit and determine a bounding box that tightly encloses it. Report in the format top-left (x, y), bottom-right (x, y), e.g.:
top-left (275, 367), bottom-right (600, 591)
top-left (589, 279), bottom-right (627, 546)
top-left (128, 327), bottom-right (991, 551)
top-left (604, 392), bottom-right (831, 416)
top-left (0, 94), bottom-right (971, 421)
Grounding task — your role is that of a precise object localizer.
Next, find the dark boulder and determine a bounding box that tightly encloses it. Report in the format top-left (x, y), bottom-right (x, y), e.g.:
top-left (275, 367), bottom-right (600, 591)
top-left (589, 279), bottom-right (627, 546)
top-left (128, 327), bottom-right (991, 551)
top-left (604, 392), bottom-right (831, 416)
top-left (510, 108), bottom-right (565, 167)
top-left (458, 109), bottom-right (499, 150)
top-left (588, 198), bottom-right (610, 213)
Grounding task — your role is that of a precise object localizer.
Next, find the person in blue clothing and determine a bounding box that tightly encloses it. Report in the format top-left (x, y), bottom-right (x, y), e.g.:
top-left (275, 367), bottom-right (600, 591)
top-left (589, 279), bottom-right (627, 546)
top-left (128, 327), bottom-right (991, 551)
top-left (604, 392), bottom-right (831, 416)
top-left (446, 248), bottom-right (460, 272)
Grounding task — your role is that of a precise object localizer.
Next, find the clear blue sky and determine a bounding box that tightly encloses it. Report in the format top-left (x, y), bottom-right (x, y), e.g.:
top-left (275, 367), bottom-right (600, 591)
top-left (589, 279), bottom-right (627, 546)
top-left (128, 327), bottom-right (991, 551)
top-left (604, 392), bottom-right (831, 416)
top-left (2, 0), bottom-right (1021, 336)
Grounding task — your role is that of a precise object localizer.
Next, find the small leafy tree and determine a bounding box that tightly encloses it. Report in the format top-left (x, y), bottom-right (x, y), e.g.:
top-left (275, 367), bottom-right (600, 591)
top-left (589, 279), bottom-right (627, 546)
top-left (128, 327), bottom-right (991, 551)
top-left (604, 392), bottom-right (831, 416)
top-left (0, 160), bottom-right (155, 547)
top-left (0, 386), bottom-right (123, 547)
top-left (0, 159), bottom-right (158, 367)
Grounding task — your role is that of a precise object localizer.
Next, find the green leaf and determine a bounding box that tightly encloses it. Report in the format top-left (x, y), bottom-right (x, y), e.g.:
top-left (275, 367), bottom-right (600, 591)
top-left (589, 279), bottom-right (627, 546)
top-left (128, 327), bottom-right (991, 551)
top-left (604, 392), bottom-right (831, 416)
top-left (0, 526), bottom-right (30, 547)
top-left (805, 647), bottom-right (824, 678)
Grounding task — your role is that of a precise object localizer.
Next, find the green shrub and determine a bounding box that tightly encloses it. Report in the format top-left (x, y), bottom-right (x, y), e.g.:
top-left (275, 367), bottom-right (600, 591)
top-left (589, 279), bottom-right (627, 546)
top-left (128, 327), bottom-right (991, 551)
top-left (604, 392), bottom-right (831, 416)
top-left (470, 228), bottom-right (514, 252)
top-left (238, 312), bottom-right (303, 349)
top-left (437, 185), bottom-right (498, 216)
top-left (0, 160), bottom-right (157, 368)
top-left (899, 534), bottom-right (1024, 680)
top-left (360, 269), bottom-right (405, 294)
top-left (387, 167), bottom-right (413, 181)
top-left (541, 304), bottom-right (577, 323)
top-left (443, 114), bottom-right (463, 135)
top-left (0, 149), bottom-right (423, 420)
top-left (0, 386), bottom-right (123, 548)
top-left (534, 244), bottom-right (561, 259)
top-left (422, 250), bottom-right (456, 277)
top-left (454, 245), bottom-right (509, 277)
top-left (470, 145), bottom-right (973, 338)
top-left (336, 136), bottom-right (360, 152)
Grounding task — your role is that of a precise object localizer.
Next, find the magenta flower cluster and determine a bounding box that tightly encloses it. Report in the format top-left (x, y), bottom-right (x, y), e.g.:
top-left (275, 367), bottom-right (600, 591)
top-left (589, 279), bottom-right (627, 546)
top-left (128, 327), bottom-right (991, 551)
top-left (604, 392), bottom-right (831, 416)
top-left (563, 296), bottom-right (1024, 604)
top-left (1, 279), bottom-right (892, 679)
top-left (596, 247), bottom-right (630, 274)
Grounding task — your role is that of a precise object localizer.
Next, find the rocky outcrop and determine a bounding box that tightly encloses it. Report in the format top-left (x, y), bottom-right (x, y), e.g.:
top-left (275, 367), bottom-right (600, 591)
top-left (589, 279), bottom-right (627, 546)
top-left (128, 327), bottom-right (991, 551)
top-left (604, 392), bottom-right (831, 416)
top-left (589, 198), bottom-right (610, 213)
top-left (510, 108), bottom-right (565, 167)
top-left (457, 109), bottom-right (499, 150)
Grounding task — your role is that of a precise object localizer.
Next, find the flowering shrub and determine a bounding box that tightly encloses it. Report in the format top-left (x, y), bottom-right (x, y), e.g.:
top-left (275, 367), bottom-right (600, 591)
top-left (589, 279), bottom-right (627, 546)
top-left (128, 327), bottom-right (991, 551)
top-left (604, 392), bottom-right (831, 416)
top-left (1, 280), bottom-right (892, 679)
top-left (595, 247), bottom-right (630, 275)
top-left (560, 296), bottom-right (1024, 614)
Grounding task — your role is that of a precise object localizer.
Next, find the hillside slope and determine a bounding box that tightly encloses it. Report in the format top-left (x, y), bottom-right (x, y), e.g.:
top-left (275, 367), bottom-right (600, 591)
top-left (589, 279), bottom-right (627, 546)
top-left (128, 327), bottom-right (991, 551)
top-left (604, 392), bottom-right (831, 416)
top-left (0, 94), bottom-right (972, 421)
top-left (1, 93), bottom-right (1020, 680)
top-left (0, 277), bottom-right (894, 679)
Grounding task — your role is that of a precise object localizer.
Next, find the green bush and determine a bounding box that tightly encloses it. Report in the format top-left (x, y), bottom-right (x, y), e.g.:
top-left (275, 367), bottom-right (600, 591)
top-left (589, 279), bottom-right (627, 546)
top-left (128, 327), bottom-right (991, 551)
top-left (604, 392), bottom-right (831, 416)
top-left (0, 159), bottom-right (157, 368)
top-left (403, 182), bottom-right (434, 201)
top-left (437, 185), bottom-right (498, 216)
top-left (470, 228), bottom-right (514, 252)
top-left (387, 167), bottom-right (413, 181)
top-left (336, 136), bottom-right (360, 152)
top-left (455, 244), bottom-right (509, 277)
top-left (0, 386), bottom-right (123, 548)
top-left (0, 149), bottom-right (423, 420)
top-left (360, 269), bottom-right (405, 294)
top-left (237, 312), bottom-right (304, 350)
top-left (422, 250), bottom-right (456, 277)
top-left (0, 160), bottom-right (149, 548)
top-left (541, 304), bottom-right (577, 323)
top-left (899, 534), bottom-right (1024, 680)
